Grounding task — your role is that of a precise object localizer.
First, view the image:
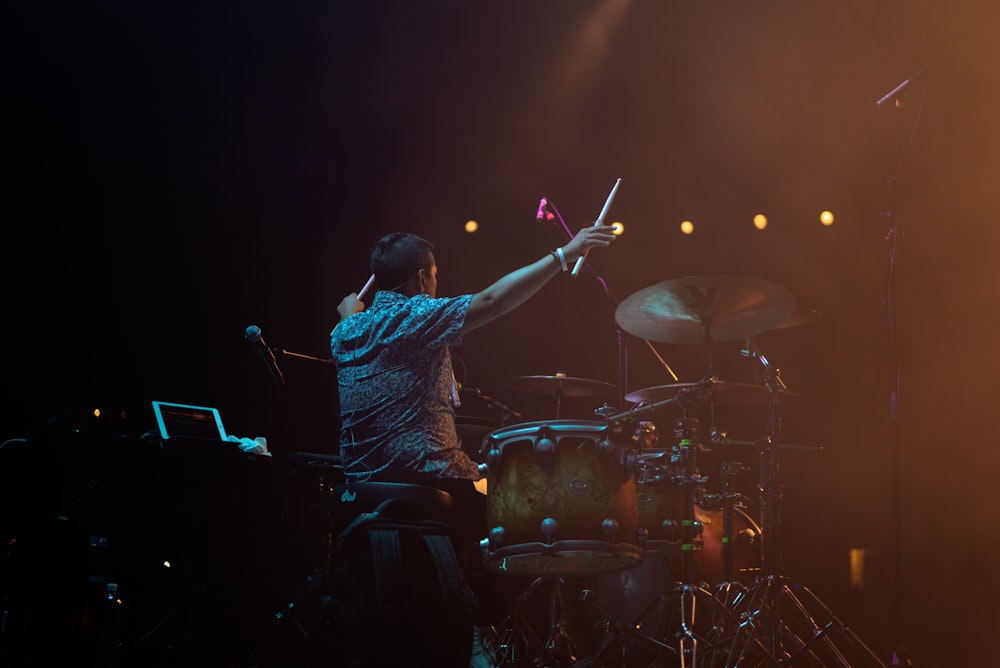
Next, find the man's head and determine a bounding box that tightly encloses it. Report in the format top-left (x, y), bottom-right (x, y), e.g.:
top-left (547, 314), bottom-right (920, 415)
top-left (371, 233), bottom-right (437, 297)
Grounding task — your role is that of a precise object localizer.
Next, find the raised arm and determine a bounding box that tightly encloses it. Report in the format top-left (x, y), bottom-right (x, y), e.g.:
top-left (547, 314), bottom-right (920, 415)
top-left (463, 224), bottom-right (616, 333)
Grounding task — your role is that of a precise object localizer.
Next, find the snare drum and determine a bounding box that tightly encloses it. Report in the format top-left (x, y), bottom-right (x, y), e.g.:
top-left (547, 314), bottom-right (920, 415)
top-left (481, 420), bottom-right (641, 576)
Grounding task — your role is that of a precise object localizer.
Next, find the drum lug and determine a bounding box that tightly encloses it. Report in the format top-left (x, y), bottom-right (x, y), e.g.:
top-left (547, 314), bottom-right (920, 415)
top-left (660, 518), bottom-right (678, 540)
top-left (601, 518), bottom-right (620, 541)
top-left (540, 517), bottom-right (558, 543)
top-left (485, 446), bottom-right (502, 473)
top-left (534, 430), bottom-right (555, 455)
top-left (488, 526), bottom-right (506, 549)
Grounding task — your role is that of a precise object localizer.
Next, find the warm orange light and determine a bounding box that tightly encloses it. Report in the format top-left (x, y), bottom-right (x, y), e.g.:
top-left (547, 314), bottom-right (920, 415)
top-left (611, 221), bottom-right (624, 236)
top-left (680, 220), bottom-right (694, 235)
top-left (753, 214), bottom-right (768, 230)
top-left (464, 220), bottom-right (479, 233)
top-left (820, 210), bottom-right (834, 226)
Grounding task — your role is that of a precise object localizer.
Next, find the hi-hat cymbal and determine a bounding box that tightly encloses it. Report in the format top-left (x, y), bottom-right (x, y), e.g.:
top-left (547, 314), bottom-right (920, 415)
top-left (502, 375), bottom-right (618, 398)
top-left (615, 275), bottom-right (797, 344)
top-left (625, 380), bottom-right (797, 406)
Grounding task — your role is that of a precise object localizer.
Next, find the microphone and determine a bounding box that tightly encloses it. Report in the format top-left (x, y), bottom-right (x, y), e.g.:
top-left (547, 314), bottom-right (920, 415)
top-left (875, 69), bottom-right (927, 109)
top-left (245, 325), bottom-right (286, 384)
top-left (535, 197), bottom-right (549, 222)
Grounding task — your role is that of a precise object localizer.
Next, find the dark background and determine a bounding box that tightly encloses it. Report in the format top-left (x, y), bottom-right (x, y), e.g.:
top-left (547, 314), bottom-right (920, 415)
top-left (4, 1), bottom-right (999, 665)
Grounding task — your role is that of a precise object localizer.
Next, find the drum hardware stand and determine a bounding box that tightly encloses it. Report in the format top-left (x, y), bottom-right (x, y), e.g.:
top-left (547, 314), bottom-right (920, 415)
top-left (722, 340), bottom-right (888, 667)
top-left (491, 575), bottom-right (587, 667)
top-left (582, 388), bottom-right (758, 668)
top-left (577, 580), bottom-right (753, 668)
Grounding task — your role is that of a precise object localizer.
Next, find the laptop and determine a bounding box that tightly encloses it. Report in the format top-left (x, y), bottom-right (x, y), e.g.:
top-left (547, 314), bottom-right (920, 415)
top-left (151, 401), bottom-right (228, 442)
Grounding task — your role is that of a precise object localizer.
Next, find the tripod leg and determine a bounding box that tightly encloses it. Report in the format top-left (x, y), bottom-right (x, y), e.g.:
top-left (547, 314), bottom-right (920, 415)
top-left (784, 581), bottom-right (888, 667)
top-left (491, 576), bottom-right (589, 667)
top-left (728, 576), bottom-right (887, 668)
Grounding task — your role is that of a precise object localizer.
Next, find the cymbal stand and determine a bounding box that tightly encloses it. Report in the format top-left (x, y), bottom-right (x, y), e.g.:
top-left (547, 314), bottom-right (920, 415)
top-left (491, 575), bottom-right (583, 667)
top-left (725, 340), bottom-right (887, 667)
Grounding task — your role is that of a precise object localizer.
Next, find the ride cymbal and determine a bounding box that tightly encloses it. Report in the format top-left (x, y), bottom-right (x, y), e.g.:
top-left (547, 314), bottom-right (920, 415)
top-left (615, 274), bottom-right (797, 344)
top-left (502, 375), bottom-right (618, 398)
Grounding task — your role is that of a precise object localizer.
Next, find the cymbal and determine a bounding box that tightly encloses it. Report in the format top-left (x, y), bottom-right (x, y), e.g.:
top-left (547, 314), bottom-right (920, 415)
top-left (772, 309), bottom-right (823, 330)
top-left (502, 375), bottom-right (618, 398)
top-left (615, 275), bottom-right (797, 344)
top-left (625, 380), bottom-right (797, 406)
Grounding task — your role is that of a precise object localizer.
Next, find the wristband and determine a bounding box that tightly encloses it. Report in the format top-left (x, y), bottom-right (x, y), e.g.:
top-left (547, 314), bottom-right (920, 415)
top-left (554, 247), bottom-right (568, 271)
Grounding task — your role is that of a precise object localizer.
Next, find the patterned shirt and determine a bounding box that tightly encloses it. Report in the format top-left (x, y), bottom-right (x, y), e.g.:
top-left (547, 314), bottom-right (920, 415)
top-left (330, 290), bottom-right (481, 483)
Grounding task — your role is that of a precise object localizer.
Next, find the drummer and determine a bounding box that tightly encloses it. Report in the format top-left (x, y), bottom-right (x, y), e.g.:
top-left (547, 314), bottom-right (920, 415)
top-left (330, 228), bottom-right (617, 612)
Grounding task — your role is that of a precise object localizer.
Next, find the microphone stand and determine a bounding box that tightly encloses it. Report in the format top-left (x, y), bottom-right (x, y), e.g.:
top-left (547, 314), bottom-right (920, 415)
top-left (877, 72), bottom-right (926, 664)
top-left (274, 348), bottom-right (336, 367)
top-left (545, 199), bottom-right (678, 409)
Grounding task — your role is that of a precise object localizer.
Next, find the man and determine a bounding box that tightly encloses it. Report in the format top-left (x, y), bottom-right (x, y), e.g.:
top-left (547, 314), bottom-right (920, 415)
top-left (331, 226), bottom-right (616, 491)
top-left (329, 226), bottom-right (616, 665)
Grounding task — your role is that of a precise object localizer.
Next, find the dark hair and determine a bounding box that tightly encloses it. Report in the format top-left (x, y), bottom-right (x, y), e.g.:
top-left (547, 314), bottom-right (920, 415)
top-left (371, 233), bottom-right (435, 291)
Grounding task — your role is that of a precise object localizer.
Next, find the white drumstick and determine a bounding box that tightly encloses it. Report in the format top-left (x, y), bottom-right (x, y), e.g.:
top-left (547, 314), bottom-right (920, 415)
top-left (571, 177), bottom-right (621, 277)
top-left (357, 273), bottom-right (376, 301)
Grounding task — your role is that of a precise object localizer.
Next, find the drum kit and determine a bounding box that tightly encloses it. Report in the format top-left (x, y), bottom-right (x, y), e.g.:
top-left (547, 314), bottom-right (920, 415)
top-left (470, 275), bottom-right (886, 668)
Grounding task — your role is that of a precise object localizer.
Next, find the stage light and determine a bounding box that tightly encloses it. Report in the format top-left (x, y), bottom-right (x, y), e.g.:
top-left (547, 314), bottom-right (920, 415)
top-left (464, 220), bottom-right (479, 233)
top-left (680, 220), bottom-right (694, 235)
top-left (753, 214), bottom-right (768, 230)
top-left (849, 548), bottom-right (866, 590)
top-left (611, 221), bottom-right (624, 235)
top-left (820, 210), bottom-right (834, 226)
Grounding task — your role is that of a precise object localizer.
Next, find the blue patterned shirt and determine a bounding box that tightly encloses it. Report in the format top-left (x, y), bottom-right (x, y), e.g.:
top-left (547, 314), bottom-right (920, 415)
top-left (330, 290), bottom-right (480, 483)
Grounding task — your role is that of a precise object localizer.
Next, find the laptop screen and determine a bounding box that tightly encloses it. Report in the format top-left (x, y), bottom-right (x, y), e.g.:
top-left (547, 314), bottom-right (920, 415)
top-left (151, 401), bottom-right (227, 441)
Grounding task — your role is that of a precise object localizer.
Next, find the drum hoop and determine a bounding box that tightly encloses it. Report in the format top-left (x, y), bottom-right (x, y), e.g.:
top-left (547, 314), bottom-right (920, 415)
top-left (484, 539), bottom-right (643, 576)
top-left (482, 419), bottom-right (614, 462)
top-left (484, 419), bottom-right (609, 444)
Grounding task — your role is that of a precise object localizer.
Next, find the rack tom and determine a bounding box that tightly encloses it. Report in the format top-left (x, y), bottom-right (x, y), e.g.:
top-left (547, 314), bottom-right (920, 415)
top-left (481, 420), bottom-right (641, 576)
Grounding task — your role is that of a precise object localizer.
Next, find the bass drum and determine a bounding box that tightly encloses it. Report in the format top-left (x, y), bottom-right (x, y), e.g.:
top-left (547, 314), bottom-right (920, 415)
top-left (481, 420), bottom-right (641, 577)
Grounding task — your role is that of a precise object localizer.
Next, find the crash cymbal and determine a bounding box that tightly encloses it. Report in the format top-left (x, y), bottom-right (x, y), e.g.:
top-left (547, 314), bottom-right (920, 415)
top-left (502, 375), bottom-right (618, 398)
top-left (772, 309), bottom-right (823, 330)
top-left (625, 379), bottom-right (797, 406)
top-left (615, 274), bottom-right (797, 344)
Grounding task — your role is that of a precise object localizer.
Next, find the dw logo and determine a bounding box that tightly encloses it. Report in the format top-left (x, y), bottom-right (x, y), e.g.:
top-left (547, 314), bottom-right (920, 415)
top-left (340, 489), bottom-right (357, 503)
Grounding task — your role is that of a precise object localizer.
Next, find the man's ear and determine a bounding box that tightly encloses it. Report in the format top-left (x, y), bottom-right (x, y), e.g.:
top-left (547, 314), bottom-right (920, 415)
top-left (416, 268), bottom-right (426, 294)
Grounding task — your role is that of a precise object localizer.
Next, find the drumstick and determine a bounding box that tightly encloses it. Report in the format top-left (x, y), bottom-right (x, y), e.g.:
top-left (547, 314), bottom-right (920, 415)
top-left (357, 273), bottom-right (376, 301)
top-left (571, 177), bottom-right (621, 277)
